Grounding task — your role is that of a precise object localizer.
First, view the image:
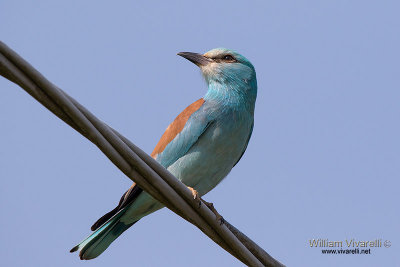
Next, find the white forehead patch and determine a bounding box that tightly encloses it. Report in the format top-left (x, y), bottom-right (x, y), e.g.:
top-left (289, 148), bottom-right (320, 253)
top-left (203, 48), bottom-right (232, 58)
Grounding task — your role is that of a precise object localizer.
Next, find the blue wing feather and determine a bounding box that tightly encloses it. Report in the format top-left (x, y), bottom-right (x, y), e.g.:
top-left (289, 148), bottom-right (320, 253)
top-left (233, 121), bottom-right (253, 167)
top-left (155, 104), bottom-right (213, 168)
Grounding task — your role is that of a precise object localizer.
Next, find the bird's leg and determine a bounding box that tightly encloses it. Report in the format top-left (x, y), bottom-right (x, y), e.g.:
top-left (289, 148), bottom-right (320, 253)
top-left (200, 198), bottom-right (225, 225)
top-left (187, 187), bottom-right (224, 224)
top-left (187, 186), bottom-right (201, 208)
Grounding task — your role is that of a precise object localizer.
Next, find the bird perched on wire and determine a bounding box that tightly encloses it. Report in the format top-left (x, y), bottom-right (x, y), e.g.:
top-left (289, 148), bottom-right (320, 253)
top-left (70, 48), bottom-right (258, 260)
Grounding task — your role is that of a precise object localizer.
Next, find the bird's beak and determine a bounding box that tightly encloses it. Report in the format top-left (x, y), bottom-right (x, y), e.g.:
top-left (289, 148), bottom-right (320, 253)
top-left (177, 52), bottom-right (212, 67)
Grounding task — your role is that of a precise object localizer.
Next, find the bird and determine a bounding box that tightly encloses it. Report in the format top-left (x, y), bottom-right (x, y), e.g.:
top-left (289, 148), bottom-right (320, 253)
top-left (70, 48), bottom-right (258, 260)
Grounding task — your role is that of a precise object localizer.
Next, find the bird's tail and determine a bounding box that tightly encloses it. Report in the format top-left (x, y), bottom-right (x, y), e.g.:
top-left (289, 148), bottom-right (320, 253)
top-left (70, 209), bottom-right (136, 260)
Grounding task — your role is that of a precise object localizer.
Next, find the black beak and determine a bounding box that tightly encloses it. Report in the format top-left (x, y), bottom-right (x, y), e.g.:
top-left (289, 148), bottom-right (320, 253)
top-left (177, 52), bottom-right (212, 66)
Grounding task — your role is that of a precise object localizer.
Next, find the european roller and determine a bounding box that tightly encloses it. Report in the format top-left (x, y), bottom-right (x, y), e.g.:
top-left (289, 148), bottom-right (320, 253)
top-left (70, 48), bottom-right (257, 260)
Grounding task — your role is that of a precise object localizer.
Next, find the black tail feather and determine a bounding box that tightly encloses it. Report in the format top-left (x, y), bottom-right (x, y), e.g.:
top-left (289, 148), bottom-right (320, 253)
top-left (91, 185), bottom-right (143, 231)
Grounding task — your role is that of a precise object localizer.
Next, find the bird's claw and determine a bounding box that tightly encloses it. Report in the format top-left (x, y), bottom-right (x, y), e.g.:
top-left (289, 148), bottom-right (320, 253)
top-left (188, 186), bottom-right (201, 208)
top-left (216, 214), bottom-right (225, 225)
top-left (187, 187), bottom-right (224, 224)
top-left (201, 199), bottom-right (225, 225)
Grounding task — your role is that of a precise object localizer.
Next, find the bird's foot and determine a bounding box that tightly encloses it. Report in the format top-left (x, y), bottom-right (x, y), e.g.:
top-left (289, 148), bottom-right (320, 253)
top-left (201, 199), bottom-right (225, 225)
top-left (188, 186), bottom-right (201, 208)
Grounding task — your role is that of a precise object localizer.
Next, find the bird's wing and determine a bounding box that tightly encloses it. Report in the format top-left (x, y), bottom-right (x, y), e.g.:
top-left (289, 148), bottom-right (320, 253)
top-left (233, 121), bottom-right (253, 167)
top-left (91, 98), bottom-right (211, 231)
top-left (151, 98), bottom-right (212, 167)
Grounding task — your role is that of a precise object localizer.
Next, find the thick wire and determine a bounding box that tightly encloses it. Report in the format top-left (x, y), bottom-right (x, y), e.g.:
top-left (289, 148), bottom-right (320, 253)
top-left (0, 41), bottom-right (284, 267)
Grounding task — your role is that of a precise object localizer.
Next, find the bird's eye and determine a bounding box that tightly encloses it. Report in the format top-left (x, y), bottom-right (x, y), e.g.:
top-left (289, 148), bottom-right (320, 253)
top-left (222, 55), bottom-right (235, 61)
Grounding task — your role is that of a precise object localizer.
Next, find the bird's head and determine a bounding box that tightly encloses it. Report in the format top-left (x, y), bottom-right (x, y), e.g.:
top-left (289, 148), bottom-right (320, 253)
top-left (178, 48), bottom-right (257, 104)
top-left (178, 48), bottom-right (256, 85)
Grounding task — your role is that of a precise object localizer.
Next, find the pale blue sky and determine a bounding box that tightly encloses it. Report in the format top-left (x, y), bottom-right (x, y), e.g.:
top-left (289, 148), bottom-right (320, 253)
top-left (0, 1), bottom-right (399, 266)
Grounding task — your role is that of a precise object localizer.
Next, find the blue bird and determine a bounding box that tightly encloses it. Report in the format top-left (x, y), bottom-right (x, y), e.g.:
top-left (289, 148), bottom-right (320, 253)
top-left (70, 48), bottom-right (257, 260)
